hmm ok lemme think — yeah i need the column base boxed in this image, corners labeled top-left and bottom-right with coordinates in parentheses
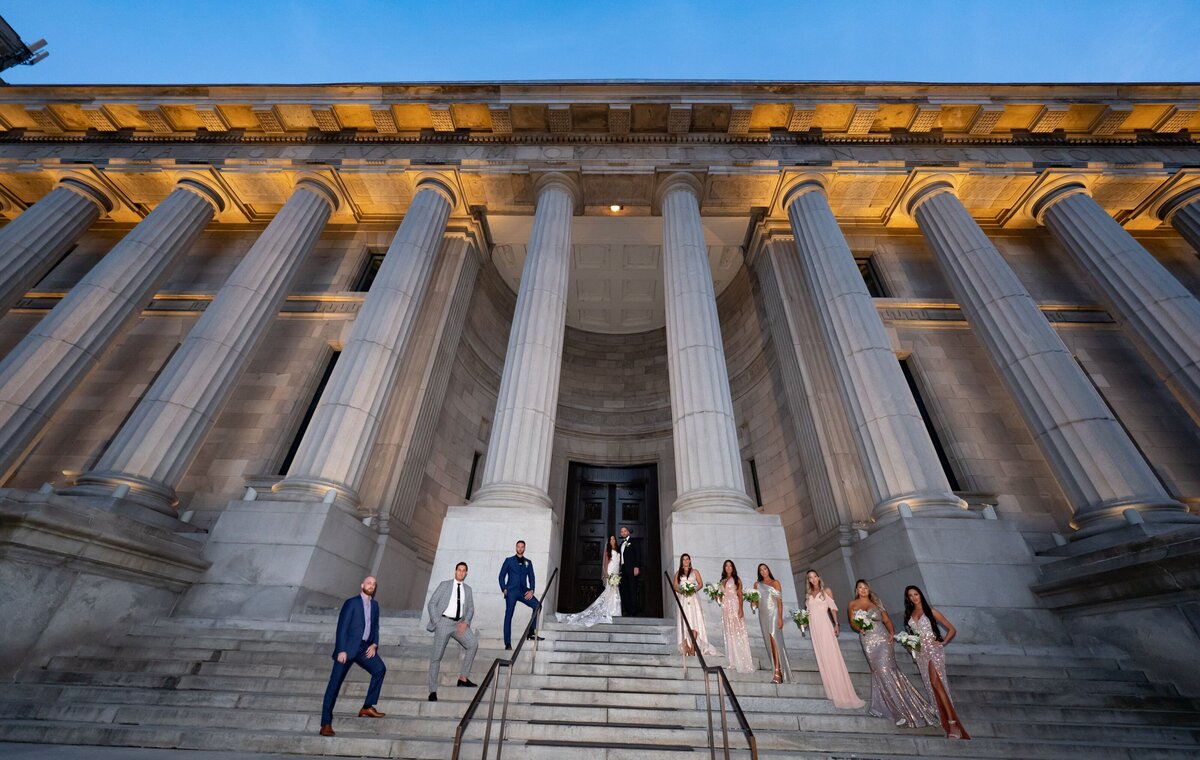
top-left (60, 470), bottom-right (181, 525)
top-left (467, 482), bottom-right (554, 510)
top-left (423, 505), bottom-right (560, 639)
top-left (664, 508), bottom-right (800, 618)
top-left (671, 487), bottom-right (757, 514)
top-left (852, 513), bottom-right (1068, 645)
top-left (872, 491), bottom-right (970, 523)
top-left (1068, 499), bottom-right (1199, 542)
top-left (0, 488), bottom-right (209, 675)
top-left (1033, 525), bottom-right (1200, 696)
top-left (177, 495), bottom-right (377, 619)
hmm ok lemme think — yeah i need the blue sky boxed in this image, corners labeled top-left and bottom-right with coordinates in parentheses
top-left (4, 1), bottom-right (1200, 85)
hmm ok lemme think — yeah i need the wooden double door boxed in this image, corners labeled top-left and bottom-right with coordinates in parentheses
top-left (560, 462), bottom-right (662, 617)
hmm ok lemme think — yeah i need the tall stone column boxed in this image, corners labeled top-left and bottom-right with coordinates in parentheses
top-left (660, 173), bottom-right (755, 514)
top-left (0, 178), bottom-right (114, 317)
top-left (0, 179), bottom-right (221, 483)
top-left (784, 181), bottom-right (965, 521)
top-left (656, 173), bottom-right (798, 617)
top-left (471, 174), bottom-right (579, 509)
top-left (911, 183), bottom-right (1187, 536)
top-left (1036, 185), bottom-right (1200, 425)
top-left (1161, 187), bottom-right (1200, 255)
top-left (273, 177), bottom-right (454, 505)
top-left (67, 178), bottom-right (339, 515)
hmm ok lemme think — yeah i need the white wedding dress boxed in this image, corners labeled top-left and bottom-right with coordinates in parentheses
top-left (556, 552), bottom-right (622, 626)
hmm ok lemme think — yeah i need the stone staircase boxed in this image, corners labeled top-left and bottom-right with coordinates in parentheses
top-left (1, 613), bottom-right (1198, 759)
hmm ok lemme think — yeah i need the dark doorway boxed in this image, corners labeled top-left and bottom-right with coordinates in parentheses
top-left (560, 462), bottom-right (662, 617)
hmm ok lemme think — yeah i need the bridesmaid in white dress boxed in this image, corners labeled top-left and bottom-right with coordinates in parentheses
top-left (556, 536), bottom-right (622, 627)
top-left (674, 553), bottom-right (719, 658)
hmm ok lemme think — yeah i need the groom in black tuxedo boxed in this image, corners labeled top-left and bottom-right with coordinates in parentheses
top-left (618, 526), bottom-right (640, 616)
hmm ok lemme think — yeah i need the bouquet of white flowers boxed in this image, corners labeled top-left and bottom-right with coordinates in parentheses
top-left (701, 582), bottom-right (724, 603)
top-left (895, 630), bottom-right (921, 661)
top-left (790, 608), bottom-right (809, 637)
top-left (678, 579), bottom-right (698, 597)
top-left (852, 609), bottom-right (874, 632)
top-left (607, 573), bottom-right (621, 588)
top-left (743, 589), bottom-right (761, 613)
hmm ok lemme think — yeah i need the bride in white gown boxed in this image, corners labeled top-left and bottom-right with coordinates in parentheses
top-left (557, 535), bottom-right (622, 626)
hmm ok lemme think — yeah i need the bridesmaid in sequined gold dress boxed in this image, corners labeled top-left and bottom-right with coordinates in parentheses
top-left (847, 579), bottom-right (937, 728)
top-left (718, 560), bottom-right (754, 673)
top-left (904, 585), bottom-right (970, 740)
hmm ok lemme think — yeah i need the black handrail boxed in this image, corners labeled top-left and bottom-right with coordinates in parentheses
top-left (665, 570), bottom-right (758, 760)
top-left (451, 567), bottom-right (558, 760)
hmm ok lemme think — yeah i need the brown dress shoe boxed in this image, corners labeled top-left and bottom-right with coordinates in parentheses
top-left (319, 724), bottom-right (334, 737)
top-left (358, 706), bottom-right (386, 718)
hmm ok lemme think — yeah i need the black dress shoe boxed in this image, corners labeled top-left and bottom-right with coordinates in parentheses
top-left (504, 644), bottom-right (512, 650)
top-left (457, 678), bottom-right (478, 688)
top-left (428, 692), bottom-right (438, 702)
top-left (527, 634), bottom-right (545, 641)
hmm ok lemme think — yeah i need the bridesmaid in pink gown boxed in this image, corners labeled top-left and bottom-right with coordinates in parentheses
top-left (718, 560), bottom-right (754, 673)
top-left (804, 569), bottom-right (865, 709)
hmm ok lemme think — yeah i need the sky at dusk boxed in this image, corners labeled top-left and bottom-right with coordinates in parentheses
top-left (3, 1), bottom-right (1200, 85)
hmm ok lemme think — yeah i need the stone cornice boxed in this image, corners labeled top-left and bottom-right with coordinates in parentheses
top-left (0, 82), bottom-right (1197, 143)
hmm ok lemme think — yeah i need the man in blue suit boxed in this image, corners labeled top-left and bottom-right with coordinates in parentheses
top-left (498, 540), bottom-right (542, 650)
top-left (318, 575), bottom-right (386, 737)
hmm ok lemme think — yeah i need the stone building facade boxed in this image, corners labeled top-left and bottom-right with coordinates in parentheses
top-left (1, 82), bottom-right (1199, 689)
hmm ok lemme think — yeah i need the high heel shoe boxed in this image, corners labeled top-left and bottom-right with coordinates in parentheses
top-left (770, 670), bottom-right (783, 684)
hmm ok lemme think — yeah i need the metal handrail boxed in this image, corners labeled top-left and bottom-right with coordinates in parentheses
top-left (451, 567), bottom-right (559, 760)
top-left (665, 570), bottom-right (758, 760)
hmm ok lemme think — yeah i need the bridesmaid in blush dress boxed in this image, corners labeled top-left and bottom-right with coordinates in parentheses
top-left (904, 585), bottom-right (969, 740)
top-left (753, 563), bottom-right (793, 683)
top-left (804, 569), bottom-right (864, 709)
top-left (674, 553), bottom-right (719, 659)
top-left (848, 579), bottom-right (937, 728)
top-left (718, 560), bottom-right (754, 673)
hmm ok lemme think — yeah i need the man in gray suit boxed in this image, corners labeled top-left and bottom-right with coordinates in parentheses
top-left (426, 560), bottom-right (478, 701)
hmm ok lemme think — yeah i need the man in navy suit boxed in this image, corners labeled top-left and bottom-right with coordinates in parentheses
top-left (498, 540), bottom-right (542, 650)
top-left (318, 575), bottom-right (387, 737)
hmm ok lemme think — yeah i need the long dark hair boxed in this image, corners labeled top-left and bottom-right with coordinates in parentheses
top-left (903, 585), bottom-right (943, 642)
top-left (675, 553), bottom-right (693, 583)
top-left (604, 535), bottom-right (617, 562)
top-left (756, 563), bottom-right (775, 582)
top-left (720, 559), bottom-right (741, 590)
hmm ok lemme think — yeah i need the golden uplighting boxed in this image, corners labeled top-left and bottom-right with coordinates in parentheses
top-left (609, 204), bottom-right (622, 212)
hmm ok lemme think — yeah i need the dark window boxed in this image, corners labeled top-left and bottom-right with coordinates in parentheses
top-left (748, 458), bottom-right (764, 507)
top-left (353, 250), bottom-right (386, 292)
top-left (1074, 358), bottom-right (1172, 494)
top-left (278, 350), bottom-right (340, 476)
top-left (899, 358), bottom-right (961, 491)
top-left (32, 244), bottom-right (78, 289)
top-left (465, 451), bottom-right (482, 500)
top-left (856, 257), bottom-right (887, 298)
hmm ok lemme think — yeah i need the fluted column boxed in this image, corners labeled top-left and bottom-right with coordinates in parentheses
top-left (784, 181), bottom-right (965, 521)
top-left (68, 179), bottom-right (339, 514)
top-left (273, 177), bottom-right (454, 505)
top-left (911, 183), bottom-right (1187, 535)
top-left (471, 173), bottom-right (578, 509)
top-left (1037, 185), bottom-right (1200, 425)
top-left (0, 180), bottom-right (222, 482)
top-left (0, 178), bottom-right (114, 317)
top-left (1161, 187), bottom-right (1200, 256)
top-left (657, 174), bottom-right (754, 513)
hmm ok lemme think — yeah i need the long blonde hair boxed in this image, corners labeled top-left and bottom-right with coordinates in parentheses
top-left (804, 568), bottom-right (827, 598)
top-left (854, 578), bottom-right (885, 611)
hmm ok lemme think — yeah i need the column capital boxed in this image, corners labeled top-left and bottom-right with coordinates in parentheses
top-left (654, 172), bottom-right (703, 208)
top-left (293, 173), bottom-right (342, 212)
top-left (174, 176), bottom-right (227, 213)
top-left (533, 171), bottom-right (582, 211)
top-left (1158, 185), bottom-right (1200, 223)
top-left (903, 178), bottom-right (958, 216)
top-left (779, 176), bottom-right (829, 211)
top-left (1030, 180), bottom-right (1090, 224)
top-left (57, 175), bottom-right (117, 215)
top-left (413, 172), bottom-right (458, 207)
